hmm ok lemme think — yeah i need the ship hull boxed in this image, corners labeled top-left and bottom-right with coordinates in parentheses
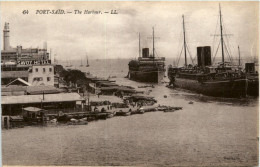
top-left (247, 79), bottom-right (259, 96)
top-left (129, 70), bottom-right (164, 83)
top-left (173, 77), bottom-right (248, 98)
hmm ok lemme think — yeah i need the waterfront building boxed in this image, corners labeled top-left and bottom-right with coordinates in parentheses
top-left (1, 22), bottom-right (61, 87)
top-left (1, 93), bottom-right (85, 115)
top-left (28, 65), bottom-right (54, 86)
top-left (1, 71), bottom-right (29, 85)
top-left (1, 23), bottom-right (49, 67)
top-left (2, 77), bottom-right (63, 96)
top-left (1, 64), bottom-right (55, 86)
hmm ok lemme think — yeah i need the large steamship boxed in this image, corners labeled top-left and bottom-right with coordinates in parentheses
top-left (128, 28), bottom-right (165, 83)
top-left (167, 6), bottom-right (248, 98)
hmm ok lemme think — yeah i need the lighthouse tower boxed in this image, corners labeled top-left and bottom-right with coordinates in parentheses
top-left (3, 22), bottom-right (10, 50)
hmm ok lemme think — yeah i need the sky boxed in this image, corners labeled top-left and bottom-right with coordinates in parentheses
top-left (0, 1), bottom-right (259, 64)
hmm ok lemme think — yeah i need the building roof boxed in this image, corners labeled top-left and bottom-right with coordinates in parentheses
top-left (2, 93), bottom-right (84, 105)
top-left (2, 86), bottom-right (27, 92)
top-left (6, 78), bottom-right (31, 87)
top-left (2, 85), bottom-right (61, 95)
top-left (1, 71), bottom-right (29, 78)
top-left (23, 107), bottom-right (44, 112)
top-left (100, 86), bottom-right (136, 92)
top-left (90, 95), bottom-right (123, 103)
top-left (1, 49), bottom-right (17, 53)
top-left (26, 85), bottom-right (61, 95)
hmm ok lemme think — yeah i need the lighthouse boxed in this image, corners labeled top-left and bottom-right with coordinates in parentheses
top-left (3, 22), bottom-right (10, 50)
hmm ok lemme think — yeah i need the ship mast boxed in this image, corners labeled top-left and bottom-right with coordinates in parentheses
top-left (139, 33), bottom-right (141, 58)
top-left (219, 4), bottom-right (225, 66)
top-left (238, 45), bottom-right (241, 66)
top-left (152, 27), bottom-right (155, 58)
top-left (182, 15), bottom-right (187, 67)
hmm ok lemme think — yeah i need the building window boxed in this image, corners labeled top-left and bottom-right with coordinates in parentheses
top-left (35, 68), bottom-right (38, 72)
top-left (49, 68), bottom-right (52, 72)
top-left (47, 77), bottom-right (51, 81)
top-left (33, 77), bottom-right (43, 81)
top-left (43, 68), bottom-right (45, 73)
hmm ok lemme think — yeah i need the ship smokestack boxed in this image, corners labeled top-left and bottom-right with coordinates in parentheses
top-left (197, 46), bottom-right (211, 67)
top-left (3, 22), bottom-right (10, 50)
top-left (142, 48), bottom-right (149, 58)
top-left (245, 63), bottom-right (255, 73)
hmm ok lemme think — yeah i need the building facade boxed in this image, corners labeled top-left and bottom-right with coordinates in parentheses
top-left (1, 22), bottom-right (50, 68)
top-left (28, 65), bottom-right (54, 86)
top-left (1, 22), bottom-right (59, 87)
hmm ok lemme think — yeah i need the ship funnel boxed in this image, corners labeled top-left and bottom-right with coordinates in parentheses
top-left (245, 63), bottom-right (255, 73)
top-left (197, 46), bottom-right (211, 67)
top-left (142, 48), bottom-right (149, 58)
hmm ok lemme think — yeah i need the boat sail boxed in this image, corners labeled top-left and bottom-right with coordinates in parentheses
top-left (69, 61), bottom-right (73, 67)
top-left (66, 60), bottom-right (69, 67)
top-left (167, 5), bottom-right (248, 98)
top-left (86, 54), bottom-right (90, 67)
top-left (66, 60), bottom-right (73, 67)
top-left (80, 58), bottom-right (83, 67)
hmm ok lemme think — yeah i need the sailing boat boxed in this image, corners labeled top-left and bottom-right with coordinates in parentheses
top-left (66, 60), bottom-right (69, 67)
top-left (86, 54), bottom-right (90, 67)
top-left (69, 61), bottom-right (73, 67)
top-left (167, 5), bottom-right (248, 98)
top-left (80, 58), bottom-right (83, 67)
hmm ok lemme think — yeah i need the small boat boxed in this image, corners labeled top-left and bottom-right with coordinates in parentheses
top-left (138, 85), bottom-right (155, 88)
top-left (49, 118), bottom-right (58, 124)
top-left (171, 107), bottom-right (182, 110)
top-left (89, 112), bottom-right (108, 120)
top-left (139, 106), bottom-right (158, 112)
top-left (131, 109), bottom-right (145, 115)
top-left (115, 110), bottom-right (131, 116)
top-left (80, 58), bottom-right (83, 67)
top-left (163, 106), bottom-right (183, 112)
top-left (106, 111), bottom-right (116, 118)
top-left (164, 109), bottom-right (177, 112)
top-left (158, 106), bottom-right (183, 112)
top-left (157, 105), bottom-right (169, 111)
top-left (67, 118), bottom-right (88, 125)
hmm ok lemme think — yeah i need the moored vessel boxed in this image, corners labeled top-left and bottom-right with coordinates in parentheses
top-left (167, 6), bottom-right (248, 98)
top-left (128, 29), bottom-right (165, 83)
top-left (245, 62), bottom-right (259, 96)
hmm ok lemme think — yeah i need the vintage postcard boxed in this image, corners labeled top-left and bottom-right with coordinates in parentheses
top-left (1, 1), bottom-right (259, 166)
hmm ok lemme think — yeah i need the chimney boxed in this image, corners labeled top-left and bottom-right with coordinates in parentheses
top-left (43, 41), bottom-right (47, 50)
top-left (3, 22), bottom-right (10, 50)
top-left (17, 46), bottom-right (22, 56)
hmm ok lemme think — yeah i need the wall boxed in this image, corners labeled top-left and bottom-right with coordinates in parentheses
top-left (28, 65), bottom-right (54, 86)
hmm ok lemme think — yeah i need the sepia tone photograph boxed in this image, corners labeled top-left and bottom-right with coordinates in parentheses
top-left (0, 1), bottom-right (259, 166)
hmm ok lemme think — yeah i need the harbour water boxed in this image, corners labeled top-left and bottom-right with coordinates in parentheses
top-left (2, 59), bottom-right (259, 166)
